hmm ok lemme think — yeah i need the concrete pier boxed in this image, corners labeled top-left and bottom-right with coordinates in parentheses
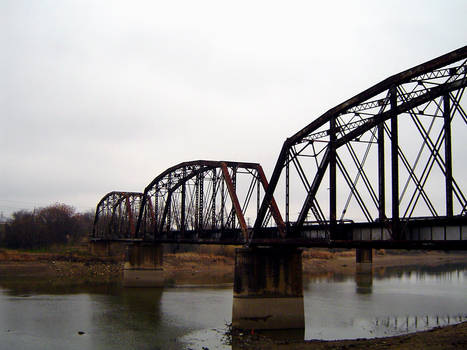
top-left (89, 240), bottom-right (110, 256)
top-left (123, 244), bottom-right (164, 287)
top-left (232, 247), bottom-right (304, 330)
top-left (89, 240), bottom-right (126, 258)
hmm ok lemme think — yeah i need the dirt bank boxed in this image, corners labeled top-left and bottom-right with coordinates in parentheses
top-left (302, 250), bottom-right (467, 278)
top-left (232, 321), bottom-right (467, 350)
top-left (1, 248), bottom-right (467, 283)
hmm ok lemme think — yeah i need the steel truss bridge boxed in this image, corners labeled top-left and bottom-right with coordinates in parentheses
top-left (92, 46), bottom-right (467, 250)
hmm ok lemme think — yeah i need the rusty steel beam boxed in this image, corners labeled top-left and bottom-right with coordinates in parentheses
top-left (135, 160), bottom-right (273, 241)
top-left (255, 164), bottom-right (286, 237)
top-left (220, 162), bottom-right (249, 240)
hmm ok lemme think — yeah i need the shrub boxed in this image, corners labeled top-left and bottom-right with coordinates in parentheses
top-left (3, 204), bottom-right (93, 249)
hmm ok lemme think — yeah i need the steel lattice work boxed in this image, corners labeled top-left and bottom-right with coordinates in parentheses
top-left (135, 160), bottom-right (284, 242)
top-left (254, 45), bottom-right (467, 243)
top-left (92, 191), bottom-right (143, 239)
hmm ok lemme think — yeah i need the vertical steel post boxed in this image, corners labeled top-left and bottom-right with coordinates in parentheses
top-left (444, 94), bottom-right (453, 217)
top-left (329, 117), bottom-right (337, 236)
top-left (195, 174), bottom-right (199, 231)
top-left (221, 173), bottom-right (225, 229)
top-left (390, 86), bottom-right (399, 239)
top-left (212, 169), bottom-right (217, 229)
top-left (154, 185), bottom-right (159, 235)
top-left (257, 173), bottom-right (260, 217)
top-left (181, 169), bottom-right (186, 233)
top-left (378, 120), bottom-right (385, 220)
top-left (199, 173), bottom-right (204, 230)
top-left (114, 201), bottom-right (120, 235)
top-left (286, 152), bottom-right (290, 225)
top-left (232, 167), bottom-right (237, 229)
top-left (166, 175), bottom-right (172, 232)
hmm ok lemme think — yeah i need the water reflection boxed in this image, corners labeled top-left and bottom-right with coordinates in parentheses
top-left (373, 262), bottom-right (467, 280)
top-left (355, 264), bottom-right (373, 294)
top-left (98, 287), bottom-right (163, 324)
top-left (304, 261), bottom-right (467, 340)
top-left (0, 277), bottom-right (120, 296)
top-left (86, 287), bottom-right (187, 350)
top-left (304, 262), bottom-right (467, 291)
top-left (0, 261), bottom-right (466, 349)
top-left (373, 314), bottom-right (467, 334)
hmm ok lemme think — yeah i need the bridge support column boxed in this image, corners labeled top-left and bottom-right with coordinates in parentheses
top-left (355, 248), bottom-right (373, 293)
top-left (123, 244), bottom-right (164, 287)
top-left (89, 241), bottom-right (110, 256)
top-left (89, 241), bottom-right (127, 258)
top-left (232, 247), bottom-right (304, 330)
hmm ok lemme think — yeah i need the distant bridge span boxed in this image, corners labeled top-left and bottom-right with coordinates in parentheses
top-left (92, 191), bottom-right (143, 239)
top-left (92, 45), bottom-right (467, 250)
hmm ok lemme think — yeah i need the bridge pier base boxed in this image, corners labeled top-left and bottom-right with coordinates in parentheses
top-left (123, 244), bottom-right (164, 287)
top-left (89, 241), bottom-right (127, 258)
top-left (89, 241), bottom-right (110, 256)
top-left (232, 247), bottom-right (304, 330)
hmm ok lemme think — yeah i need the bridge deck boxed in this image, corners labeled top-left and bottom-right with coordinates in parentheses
top-left (91, 216), bottom-right (467, 250)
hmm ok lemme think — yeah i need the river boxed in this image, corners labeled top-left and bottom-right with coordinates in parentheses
top-left (0, 262), bottom-right (466, 350)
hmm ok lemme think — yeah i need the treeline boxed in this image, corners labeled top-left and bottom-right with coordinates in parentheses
top-left (1, 204), bottom-right (94, 249)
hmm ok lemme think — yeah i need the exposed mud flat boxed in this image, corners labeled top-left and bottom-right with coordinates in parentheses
top-left (230, 321), bottom-right (467, 350)
top-left (1, 248), bottom-right (467, 284)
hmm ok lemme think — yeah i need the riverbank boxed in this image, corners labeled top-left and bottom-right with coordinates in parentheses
top-left (232, 321), bottom-right (467, 349)
top-left (1, 247), bottom-right (467, 283)
top-left (302, 249), bottom-right (467, 278)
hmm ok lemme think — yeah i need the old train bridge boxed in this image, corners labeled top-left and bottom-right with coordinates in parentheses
top-left (90, 46), bottom-right (467, 330)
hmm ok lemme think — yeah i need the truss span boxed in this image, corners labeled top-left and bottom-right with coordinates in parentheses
top-left (254, 45), bottom-right (467, 242)
top-left (92, 191), bottom-right (143, 239)
top-left (135, 160), bottom-right (284, 242)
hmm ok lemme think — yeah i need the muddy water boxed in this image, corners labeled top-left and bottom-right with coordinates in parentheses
top-left (0, 263), bottom-right (466, 350)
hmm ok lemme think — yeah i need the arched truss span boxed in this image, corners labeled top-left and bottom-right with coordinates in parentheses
top-left (254, 45), bottom-right (467, 241)
top-left (92, 191), bottom-right (143, 239)
top-left (135, 160), bottom-right (284, 241)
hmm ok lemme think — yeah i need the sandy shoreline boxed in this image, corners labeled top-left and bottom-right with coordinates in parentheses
top-left (0, 249), bottom-right (466, 284)
top-left (0, 249), bottom-right (466, 278)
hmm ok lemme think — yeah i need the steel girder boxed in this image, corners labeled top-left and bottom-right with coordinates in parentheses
top-left (135, 160), bottom-right (284, 241)
top-left (92, 191), bottom-right (143, 239)
top-left (254, 45), bottom-right (467, 241)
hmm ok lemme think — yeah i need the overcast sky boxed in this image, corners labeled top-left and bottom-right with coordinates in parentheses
top-left (1, 0), bottom-right (466, 217)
